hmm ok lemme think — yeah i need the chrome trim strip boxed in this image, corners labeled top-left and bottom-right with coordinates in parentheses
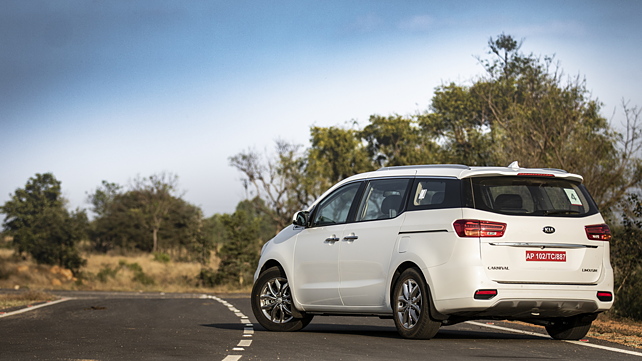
top-left (488, 242), bottom-right (598, 249)
top-left (399, 229), bottom-right (449, 235)
top-left (495, 281), bottom-right (598, 286)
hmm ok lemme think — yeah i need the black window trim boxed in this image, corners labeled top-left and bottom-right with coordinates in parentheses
top-left (351, 176), bottom-right (414, 223)
top-left (308, 181), bottom-right (365, 228)
top-left (406, 176), bottom-right (463, 212)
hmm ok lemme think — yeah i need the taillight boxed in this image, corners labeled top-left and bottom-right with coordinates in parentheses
top-left (585, 224), bottom-right (611, 241)
top-left (453, 220), bottom-right (506, 237)
top-left (597, 291), bottom-right (613, 302)
top-left (474, 289), bottom-right (497, 300)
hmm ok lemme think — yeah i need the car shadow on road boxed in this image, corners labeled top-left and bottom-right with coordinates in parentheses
top-left (435, 329), bottom-right (549, 340)
top-left (298, 326), bottom-right (547, 341)
top-left (200, 322), bottom-right (549, 341)
top-left (301, 323), bottom-right (401, 339)
top-left (201, 323), bottom-right (246, 330)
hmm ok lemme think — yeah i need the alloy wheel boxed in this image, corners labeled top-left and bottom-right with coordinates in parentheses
top-left (260, 277), bottom-right (294, 324)
top-left (396, 278), bottom-right (422, 329)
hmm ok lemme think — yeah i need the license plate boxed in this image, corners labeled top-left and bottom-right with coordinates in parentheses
top-left (526, 250), bottom-right (566, 262)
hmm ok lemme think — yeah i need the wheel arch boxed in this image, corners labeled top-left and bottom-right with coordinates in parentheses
top-left (256, 258), bottom-right (306, 316)
top-left (390, 261), bottom-right (448, 321)
top-left (259, 259), bottom-right (285, 275)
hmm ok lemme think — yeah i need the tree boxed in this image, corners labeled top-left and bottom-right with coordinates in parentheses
top-left (87, 173), bottom-right (210, 260)
top-left (610, 193), bottom-right (642, 319)
top-left (87, 180), bottom-right (122, 217)
top-left (306, 125), bottom-right (372, 196)
top-left (214, 208), bottom-right (262, 286)
top-left (230, 140), bottom-right (309, 231)
top-left (163, 197), bottom-right (213, 263)
top-left (361, 115), bottom-right (439, 167)
top-left (131, 172), bottom-right (180, 253)
top-left (419, 84), bottom-right (495, 165)
top-left (234, 197), bottom-right (279, 243)
top-left (89, 189), bottom-right (149, 253)
top-left (0, 173), bottom-right (86, 273)
top-left (421, 33), bottom-right (642, 211)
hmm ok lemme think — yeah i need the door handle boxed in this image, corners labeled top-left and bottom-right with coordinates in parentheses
top-left (325, 235), bottom-right (340, 243)
top-left (343, 233), bottom-right (358, 242)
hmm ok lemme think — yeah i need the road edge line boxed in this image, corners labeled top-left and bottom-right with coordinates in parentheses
top-left (202, 294), bottom-right (253, 361)
top-left (0, 297), bottom-right (71, 319)
top-left (466, 321), bottom-right (642, 357)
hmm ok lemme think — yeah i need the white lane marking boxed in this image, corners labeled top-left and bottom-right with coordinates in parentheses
top-left (222, 356), bottom-right (242, 361)
top-left (467, 321), bottom-right (642, 357)
top-left (565, 341), bottom-right (642, 357)
top-left (0, 298), bottom-right (71, 318)
top-left (203, 295), bottom-right (254, 361)
top-left (237, 340), bottom-right (252, 347)
top-left (467, 321), bottom-right (550, 338)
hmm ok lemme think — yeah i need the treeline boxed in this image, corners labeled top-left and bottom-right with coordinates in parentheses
top-left (0, 170), bottom-right (278, 287)
top-left (1, 34), bottom-right (642, 320)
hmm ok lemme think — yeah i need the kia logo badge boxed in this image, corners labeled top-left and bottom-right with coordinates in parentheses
top-left (543, 226), bottom-right (555, 234)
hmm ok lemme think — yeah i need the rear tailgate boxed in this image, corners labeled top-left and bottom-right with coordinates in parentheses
top-left (474, 213), bottom-right (607, 284)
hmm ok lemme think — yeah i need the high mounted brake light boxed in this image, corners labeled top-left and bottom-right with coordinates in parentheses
top-left (453, 220), bottom-right (506, 237)
top-left (585, 224), bottom-right (611, 241)
top-left (517, 173), bottom-right (555, 177)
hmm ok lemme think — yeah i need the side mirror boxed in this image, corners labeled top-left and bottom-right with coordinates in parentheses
top-left (292, 211), bottom-right (309, 227)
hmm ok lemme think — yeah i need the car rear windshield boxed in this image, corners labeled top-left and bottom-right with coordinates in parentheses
top-left (468, 176), bottom-right (599, 217)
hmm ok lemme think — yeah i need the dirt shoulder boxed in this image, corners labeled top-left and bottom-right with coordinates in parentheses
top-left (590, 315), bottom-right (642, 349)
top-left (0, 290), bottom-right (57, 311)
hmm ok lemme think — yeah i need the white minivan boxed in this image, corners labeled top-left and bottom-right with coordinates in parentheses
top-left (251, 163), bottom-right (613, 340)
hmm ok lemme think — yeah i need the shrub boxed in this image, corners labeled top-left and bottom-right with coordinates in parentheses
top-left (96, 264), bottom-right (119, 283)
top-left (197, 267), bottom-right (217, 287)
top-left (153, 252), bottom-right (171, 264)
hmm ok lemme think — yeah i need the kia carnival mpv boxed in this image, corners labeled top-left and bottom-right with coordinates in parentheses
top-left (251, 163), bottom-right (613, 340)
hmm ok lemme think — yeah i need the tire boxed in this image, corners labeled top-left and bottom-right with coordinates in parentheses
top-left (545, 315), bottom-right (593, 340)
top-left (251, 266), bottom-right (313, 332)
top-left (392, 268), bottom-right (441, 339)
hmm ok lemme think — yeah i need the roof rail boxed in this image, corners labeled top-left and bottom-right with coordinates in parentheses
top-left (377, 164), bottom-right (470, 171)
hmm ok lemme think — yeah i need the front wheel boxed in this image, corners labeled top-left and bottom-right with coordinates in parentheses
top-left (545, 315), bottom-right (593, 340)
top-left (251, 266), bottom-right (313, 332)
top-left (392, 268), bottom-right (441, 339)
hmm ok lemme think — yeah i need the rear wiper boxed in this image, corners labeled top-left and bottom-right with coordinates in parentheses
top-left (543, 210), bottom-right (581, 215)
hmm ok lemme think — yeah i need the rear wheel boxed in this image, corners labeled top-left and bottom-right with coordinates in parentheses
top-left (251, 266), bottom-right (313, 332)
top-left (545, 315), bottom-right (593, 340)
top-left (392, 268), bottom-right (441, 339)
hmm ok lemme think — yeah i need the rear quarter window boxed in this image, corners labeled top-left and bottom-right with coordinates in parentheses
top-left (406, 178), bottom-right (462, 211)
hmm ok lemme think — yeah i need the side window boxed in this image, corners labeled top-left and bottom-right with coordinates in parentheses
top-left (356, 178), bottom-right (411, 221)
top-left (407, 178), bottom-right (462, 210)
top-left (311, 182), bottom-right (361, 227)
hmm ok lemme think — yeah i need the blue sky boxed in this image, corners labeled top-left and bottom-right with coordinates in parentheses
top-left (1, 0), bottom-right (641, 217)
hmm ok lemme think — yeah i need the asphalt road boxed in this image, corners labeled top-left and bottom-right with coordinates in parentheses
top-left (1, 290), bottom-right (641, 361)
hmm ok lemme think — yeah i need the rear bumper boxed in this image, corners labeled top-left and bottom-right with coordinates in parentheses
top-left (434, 286), bottom-right (613, 319)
